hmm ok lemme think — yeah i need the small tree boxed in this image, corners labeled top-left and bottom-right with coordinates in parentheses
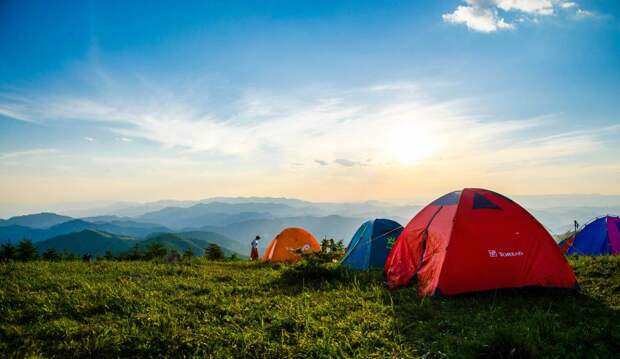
top-left (205, 243), bottom-right (224, 260)
top-left (63, 251), bottom-right (77, 261)
top-left (183, 247), bottom-right (194, 261)
top-left (42, 248), bottom-right (61, 261)
top-left (128, 244), bottom-right (142, 261)
top-left (103, 250), bottom-right (114, 261)
top-left (0, 242), bottom-right (16, 261)
top-left (17, 239), bottom-right (37, 261)
top-left (144, 243), bottom-right (167, 260)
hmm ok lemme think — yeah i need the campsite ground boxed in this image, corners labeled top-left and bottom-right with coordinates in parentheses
top-left (1, 257), bottom-right (619, 358)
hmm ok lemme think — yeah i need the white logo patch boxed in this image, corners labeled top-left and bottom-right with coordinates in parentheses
top-left (488, 249), bottom-right (524, 258)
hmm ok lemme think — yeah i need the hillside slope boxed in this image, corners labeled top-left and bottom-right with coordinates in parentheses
top-left (0, 257), bottom-right (618, 357)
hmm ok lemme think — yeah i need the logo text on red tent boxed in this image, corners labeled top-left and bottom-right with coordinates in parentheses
top-left (488, 250), bottom-right (524, 258)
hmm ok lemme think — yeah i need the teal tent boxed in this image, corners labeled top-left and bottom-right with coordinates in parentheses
top-left (341, 218), bottom-right (403, 269)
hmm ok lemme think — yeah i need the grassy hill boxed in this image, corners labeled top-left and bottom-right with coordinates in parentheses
top-left (0, 256), bottom-right (618, 358)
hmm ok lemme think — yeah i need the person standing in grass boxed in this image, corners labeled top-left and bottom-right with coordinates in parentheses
top-left (250, 235), bottom-right (260, 261)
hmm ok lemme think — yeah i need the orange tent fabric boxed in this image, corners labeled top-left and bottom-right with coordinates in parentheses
top-left (262, 227), bottom-right (320, 263)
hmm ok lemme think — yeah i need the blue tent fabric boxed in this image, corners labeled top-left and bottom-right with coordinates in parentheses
top-left (566, 217), bottom-right (611, 255)
top-left (341, 219), bottom-right (403, 269)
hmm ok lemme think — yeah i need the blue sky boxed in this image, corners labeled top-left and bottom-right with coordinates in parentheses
top-left (0, 0), bottom-right (619, 205)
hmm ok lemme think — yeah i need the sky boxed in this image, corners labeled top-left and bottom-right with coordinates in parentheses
top-left (0, 0), bottom-right (619, 207)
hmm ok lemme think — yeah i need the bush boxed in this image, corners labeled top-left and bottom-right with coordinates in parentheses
top-left (279, 239), bottom-right (349, 286)
top-left (17, 240), bottom-right (37, 261)
top-left (293, 238), bottom-right (345, 265)
top-left (42, 248), bottom-right (61, 261)
top-left (205, 244), bottom-right (224, 260)
top-left (128, 244), bottom-right (142, 261)
top-left (144, 243), bottom-right (167, 260)
top-left (0, 242), bottom-right (16, 261)
top-left (103, 250), bottom-right (115, 261)
top-left (183, 248), bottom-right (194, 261)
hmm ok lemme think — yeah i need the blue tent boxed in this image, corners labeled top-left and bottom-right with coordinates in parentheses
top-left (341, 218), bottom-right (403, 269)
top-left (566, 216), bottom-right (620, 255)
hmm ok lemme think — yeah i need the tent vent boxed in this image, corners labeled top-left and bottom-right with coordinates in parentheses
top-left (472, 192), bottom-right (501, 210)
top-left (431, 191), bottom-right (461, 206)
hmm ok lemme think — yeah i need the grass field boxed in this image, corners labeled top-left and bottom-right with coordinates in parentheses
top-left (1, 257), bottom-right (619, 358)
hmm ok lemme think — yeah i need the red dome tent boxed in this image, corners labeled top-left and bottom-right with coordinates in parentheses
top-left (385, 188), bottom-right (577, 296)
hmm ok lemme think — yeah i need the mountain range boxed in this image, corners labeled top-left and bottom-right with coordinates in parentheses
top-left (2, 196), bottom-right (619, 257)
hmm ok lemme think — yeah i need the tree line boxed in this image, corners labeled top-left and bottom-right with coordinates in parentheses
top-left (0, 240), bottom-right (235, 262)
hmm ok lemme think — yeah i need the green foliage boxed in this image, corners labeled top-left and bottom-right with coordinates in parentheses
top-left (182, 247), bottom-right (194, 261)
top-left (16, 239), bottom-right (37, 261)
top-left (42, 248), bottom-right (61, 261)
top-left (103, 250), bottom-right (115, 261)
top-left (144, 243), bottom-right (167, 260)
top-left (128, 244), bottom-right (142, 261)
top-left (294, 238), bottom-right (345, 265)
top-left (0, 257), bottom-right (618, 358)
top-left (205, 243), bottom-right (224, 260)
top-left (0, 242), bottom-right (16, 261)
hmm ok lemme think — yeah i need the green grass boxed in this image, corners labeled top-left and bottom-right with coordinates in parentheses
top-left (0, 257), bottom-right (619, 358)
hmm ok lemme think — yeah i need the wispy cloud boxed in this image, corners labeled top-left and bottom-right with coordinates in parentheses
top-left (0, 71), bottom-right (616, 179)
top-left (0, 148), bottom-right (58, 160)
top-left (315, 159), bottom-right (328, 166)
top-left (83, 136), bottom-right (95, 142)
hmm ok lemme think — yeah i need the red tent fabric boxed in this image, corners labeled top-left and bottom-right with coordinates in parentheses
top-left (385, 188), bottom-right (577, 296)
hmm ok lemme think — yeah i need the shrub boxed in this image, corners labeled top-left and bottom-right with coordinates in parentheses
top-left (128, 244), bottom-right (142, 261)
top-left (144, 243), bottom-right (167, 260)
top-left (205, 244), bottom-right (224, 260)
top-left (280, 239), bottom-right (349, 286)
top-left (42, 248), bottom-right (61, 261)
top-left (17, 239), bottom-right (37, 261)
top-left (183, 247), bottom-right (194, 261)
top-left (0, 242), bottom-right (16, 261)
top-left (103, 250), bottom-right (115, 261)
top-left (293, 238), bottom-right (345, 265)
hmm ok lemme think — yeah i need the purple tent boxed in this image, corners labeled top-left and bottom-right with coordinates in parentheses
top-left (566, 216), bottom-right (620, 255)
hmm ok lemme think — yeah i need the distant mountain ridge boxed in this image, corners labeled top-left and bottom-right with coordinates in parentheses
top-left (36, 230), bottom-right (137, 256)
top-left (35, 230), bottom-right (245, 257)
top-left (0, 213), bottom-right (72, 229)
top-left (0, 218), bottom-right (173, 244)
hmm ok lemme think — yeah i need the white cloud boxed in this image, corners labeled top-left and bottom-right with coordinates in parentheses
top-left (493, 0), bottom-right (555, 15)
top-left (83, 136), bottom-right (95, 142)
top-left (118, 137), bottom-right (133, 142)
top-left (575, 8), bottom-right (595, 18)
top-left (444, 1), bottom-right (596, 32)
top-left (443, 5), bottom-right (514, 33)
top-left (561, 2), bottom-right (577, 9)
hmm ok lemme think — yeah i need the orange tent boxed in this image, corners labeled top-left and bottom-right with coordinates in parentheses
top-left (262, 227), bottom-right (320, 263)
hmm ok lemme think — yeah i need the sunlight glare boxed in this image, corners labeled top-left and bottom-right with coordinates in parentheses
top-left (385, 125), bottom-right (436, 165)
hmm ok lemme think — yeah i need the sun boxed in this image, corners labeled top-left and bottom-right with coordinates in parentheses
top-left (385, 125), bottom-right (436, 165)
